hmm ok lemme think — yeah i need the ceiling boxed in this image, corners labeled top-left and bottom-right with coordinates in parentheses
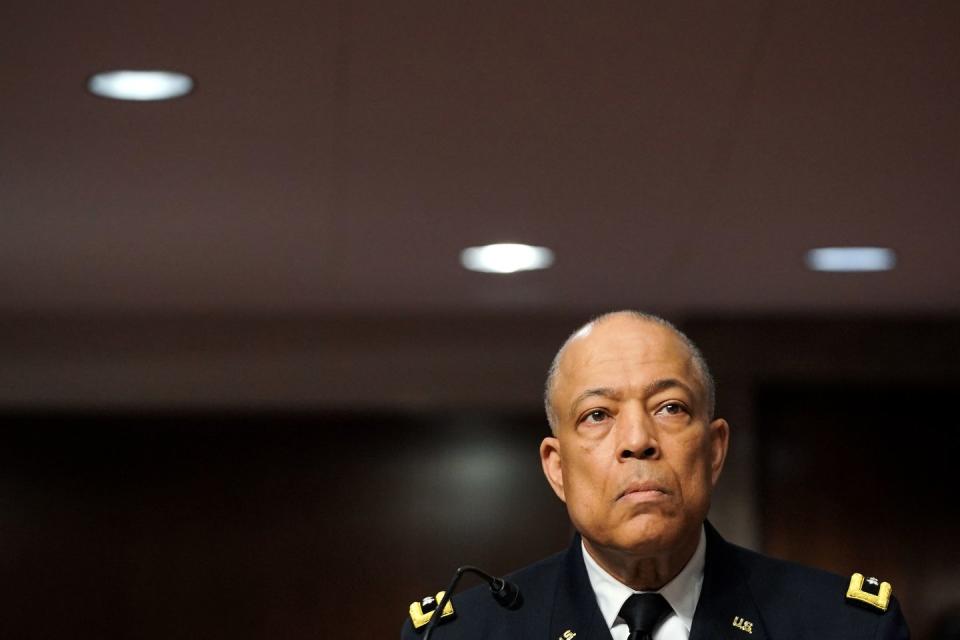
top-left (3, 1), bottom-right (959, 317)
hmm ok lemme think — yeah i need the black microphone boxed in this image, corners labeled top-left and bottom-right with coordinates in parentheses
top-left (421, 565), bottom-right (522, 639)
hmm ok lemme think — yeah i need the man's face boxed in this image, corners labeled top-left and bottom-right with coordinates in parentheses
top-left (540, 316), bottom-right (728, 559)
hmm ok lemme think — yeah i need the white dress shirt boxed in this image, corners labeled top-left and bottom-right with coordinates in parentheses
top-left (581, 526), bottom-right (706, 640)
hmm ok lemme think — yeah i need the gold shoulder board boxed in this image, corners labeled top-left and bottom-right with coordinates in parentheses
top-left (408, 591), bottom-right (455, 630)
top-left (845, 572), bottom-right (892, 612)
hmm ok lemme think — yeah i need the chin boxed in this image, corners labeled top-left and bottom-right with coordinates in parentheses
top-left (608, 514), bottom-right (692, 556)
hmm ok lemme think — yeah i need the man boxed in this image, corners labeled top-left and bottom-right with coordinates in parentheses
top-left (402, 311), bottom-right (909, 639)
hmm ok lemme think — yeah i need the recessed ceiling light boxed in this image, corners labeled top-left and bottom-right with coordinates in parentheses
top-left (805, 247), bottom-right (896, 272)
top-left (460, 243), bottom-right (555, 274)
top-left (87, 70), bottom-right (194, 101)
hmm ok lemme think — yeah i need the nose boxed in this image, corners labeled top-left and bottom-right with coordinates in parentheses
top-left (617, 405), bottom-right (659, 461)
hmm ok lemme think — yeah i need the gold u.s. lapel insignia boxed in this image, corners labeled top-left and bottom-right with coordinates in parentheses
top-left (558, 630), bottom-right (577, 640)
top-left (408, 591), bottom-right (455, 629)
top-left (846, 572), bottom-right (892, 612)
top-left (732, 616), bottom-right (754, 634)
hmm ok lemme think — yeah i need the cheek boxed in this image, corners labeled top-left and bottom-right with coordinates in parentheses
top-left (562, 447), bottom-right (611, 504)
top-left (666, 439), bottom-right (713, 496)
top-left (681, 463), bottom-right (715, 510)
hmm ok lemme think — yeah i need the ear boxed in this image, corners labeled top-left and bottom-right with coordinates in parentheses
top-left (540, 436), bottom-right (566, 503)
top-left (707, 418), bottom-right (730, 486)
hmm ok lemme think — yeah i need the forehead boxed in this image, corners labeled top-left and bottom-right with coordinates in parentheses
top-left (554, 318), bottom-right (699, 402)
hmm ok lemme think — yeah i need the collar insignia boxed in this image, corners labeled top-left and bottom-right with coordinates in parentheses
top-left (408, 591), bottom-right (455, 630)
top-left (732, 615), bottom-right (754, 634)
top-left (846, 572), bottom-right (892, 612)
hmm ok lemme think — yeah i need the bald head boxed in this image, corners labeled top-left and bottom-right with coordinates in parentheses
top-left (544, 311), bottom-right (715, 432)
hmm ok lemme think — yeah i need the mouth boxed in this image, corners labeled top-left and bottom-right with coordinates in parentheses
top-left (617, 480), bottom-right (669, 502)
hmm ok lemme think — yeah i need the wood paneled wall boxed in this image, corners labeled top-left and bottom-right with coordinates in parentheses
top-left (0, 411), bottom-right (570, 639)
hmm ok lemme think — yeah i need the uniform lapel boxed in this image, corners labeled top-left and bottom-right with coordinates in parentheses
top-left (547, 534), bottom-right (613, 640)
top-left (689, 523), bottom-right (768, 640)
top-left (546, 525), bottom-right (770, 640)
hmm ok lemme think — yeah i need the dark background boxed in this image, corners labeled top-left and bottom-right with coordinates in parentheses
top-left (2, 315), bottom-right (957, 639)
top-left (3, 2), bottom-right (960, 638)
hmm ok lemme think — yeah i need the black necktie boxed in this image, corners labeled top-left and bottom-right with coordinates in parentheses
top-left (618, 593), bottom-right (672, 640)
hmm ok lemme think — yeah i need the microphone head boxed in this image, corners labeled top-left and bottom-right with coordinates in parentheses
top-left (490, 578), bottom-right (523, 610)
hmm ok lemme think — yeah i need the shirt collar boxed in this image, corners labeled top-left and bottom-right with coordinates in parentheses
top-left (581, 525), bottom-right (706, 633)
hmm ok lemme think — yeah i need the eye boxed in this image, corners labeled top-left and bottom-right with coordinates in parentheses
top-left (580, 409), bottom-right (610, 425)
top-left (657, 402), bottom-right (689, 417)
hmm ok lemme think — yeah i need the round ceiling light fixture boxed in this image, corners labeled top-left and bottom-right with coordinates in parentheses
top-left (460, 243), bottom-right (555, 274)
top-left (804, 246), bottom-right (896, 272)
top-left (87, 70), bottom-right (195, 101)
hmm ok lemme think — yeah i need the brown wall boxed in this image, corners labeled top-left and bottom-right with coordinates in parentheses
top-left (0, 411), bottom-right (570, 639)
top-left (757, 383), bottom-right (960, 640)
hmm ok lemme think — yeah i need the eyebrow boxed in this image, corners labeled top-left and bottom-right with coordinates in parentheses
top-left (644, 378), bottom-right (696, 400)
top-left (567, 378), bottom-right (697, 418)
top-left (568, 388), bottom-right (621, 418)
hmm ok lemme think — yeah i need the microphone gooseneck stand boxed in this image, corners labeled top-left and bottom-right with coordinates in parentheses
top-left (421, 565), bottom-right (522, 640)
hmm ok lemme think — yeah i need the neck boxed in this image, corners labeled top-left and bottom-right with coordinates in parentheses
top-left (583, 529), bottom-right (700, 591)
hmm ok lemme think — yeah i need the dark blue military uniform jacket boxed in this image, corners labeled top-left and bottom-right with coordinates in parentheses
top-left (401, 522), bottom-right (909, 639)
